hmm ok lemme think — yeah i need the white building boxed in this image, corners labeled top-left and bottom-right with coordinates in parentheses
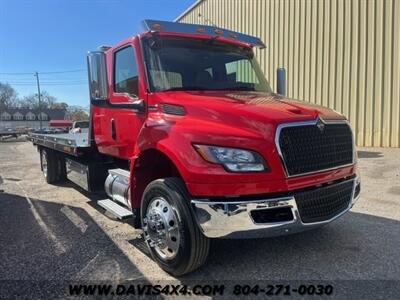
top-left (0, 108), bottom-right (66, 130)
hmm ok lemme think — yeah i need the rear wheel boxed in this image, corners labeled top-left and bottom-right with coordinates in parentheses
top-left (40, 148), bottom-right (61, 184)
top-left (141, 177), bottom-right (209, 276)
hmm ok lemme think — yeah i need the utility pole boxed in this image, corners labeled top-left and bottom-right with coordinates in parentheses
top-left (34, 72), bottom-right (42, 130)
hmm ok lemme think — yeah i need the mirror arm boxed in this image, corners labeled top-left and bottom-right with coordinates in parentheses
top-left (111, 99), bottom-right (145, 112)
top-left (91, 99), bottom-right (145, 112)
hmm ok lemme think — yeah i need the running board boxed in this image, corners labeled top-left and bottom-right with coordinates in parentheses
top-left (98, 199), bottom-right (133, 219)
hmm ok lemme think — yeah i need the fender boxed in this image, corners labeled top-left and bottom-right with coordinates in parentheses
top-left (128, 120), bottom-right (191, 208)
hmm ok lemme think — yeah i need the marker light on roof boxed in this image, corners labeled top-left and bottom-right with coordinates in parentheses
top-left (214, 28), bottom-right (223, 35)
top-left (152, 23), bottom-right (161, 30)
top-left (196, 27), bottom-right (205, 33)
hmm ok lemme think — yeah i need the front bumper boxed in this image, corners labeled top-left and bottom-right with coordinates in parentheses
top-left (191, 176), bottom-right (361, 239)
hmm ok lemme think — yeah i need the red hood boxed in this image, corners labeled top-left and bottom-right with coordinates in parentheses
top-left (151, 91), bottom-right (345, 138)
top-left (146, 90), bottom-right (351, 185)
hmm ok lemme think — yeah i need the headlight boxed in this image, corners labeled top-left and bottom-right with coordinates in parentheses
top-left (193, 144), bottom-right (268, 172)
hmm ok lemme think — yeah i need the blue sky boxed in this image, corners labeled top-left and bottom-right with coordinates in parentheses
top-left (0, 0), bottom-right (194, 106)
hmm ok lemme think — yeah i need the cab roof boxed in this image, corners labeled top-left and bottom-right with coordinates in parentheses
top-left (141, 19), bottom-right (266, 49)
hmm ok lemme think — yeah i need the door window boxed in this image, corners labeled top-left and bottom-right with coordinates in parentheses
top-left (114, 46), bottom-right (138, 97)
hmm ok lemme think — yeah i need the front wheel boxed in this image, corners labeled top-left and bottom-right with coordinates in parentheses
top-left (141, 177), bottom-right (209, 276)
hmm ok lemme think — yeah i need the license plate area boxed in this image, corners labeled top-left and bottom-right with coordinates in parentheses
top-left (250, 207), bottom-right (294, 224)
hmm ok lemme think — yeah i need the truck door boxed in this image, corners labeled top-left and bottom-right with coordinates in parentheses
top-left (94, 42), bottom-right (146, 159)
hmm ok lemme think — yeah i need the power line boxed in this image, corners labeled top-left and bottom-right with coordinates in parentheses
top-left (0, 72), bottom-right (33, 75)
top-left (4, 81), bottom-right (88, 84)
top-left (0, 69), bottom-right (86, 75)
top-left (40, 69), bottom-right (86, 74)
top-left (8, 82), bottom-right (87, 86)
top-left (1, 77), bottom-right (88, 82)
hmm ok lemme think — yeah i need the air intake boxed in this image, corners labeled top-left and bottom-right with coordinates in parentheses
top-left (161, 104), bottom-right (185, 116)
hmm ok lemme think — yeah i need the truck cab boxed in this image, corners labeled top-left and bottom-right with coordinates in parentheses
top-left (70, 120), bottom-right (89, 134)
top-left (32, 20), bottom-right (360, 276)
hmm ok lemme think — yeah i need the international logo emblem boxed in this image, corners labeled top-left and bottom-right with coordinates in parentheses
top-left (316, 117), bottom-right (325, 132)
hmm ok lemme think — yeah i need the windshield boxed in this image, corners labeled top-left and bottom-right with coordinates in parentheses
top-left (143, 36), bottom-right (272, 93)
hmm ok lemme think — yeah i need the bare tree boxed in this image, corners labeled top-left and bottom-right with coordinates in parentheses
top-left (1, 82), bottom-right (69, 114)
top-left (19, 91), bottom-right (58, 109)
top-left (50, 102), bottom-right (69, 110)
top-left (0, 82), bottom-right (18, 108)
top-left (19, 95), bottom-right (37, 109)
top-left (66, 105), bottom-right (89, 121)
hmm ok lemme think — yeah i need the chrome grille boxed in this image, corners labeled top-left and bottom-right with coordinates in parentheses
top-left (277, 120), bottom-right (353, 177)
top-left (295, 179), bottom-right (354, 223)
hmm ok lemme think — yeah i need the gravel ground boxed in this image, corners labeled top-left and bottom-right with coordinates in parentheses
top-left (0, 139), bottom-right (399, 298)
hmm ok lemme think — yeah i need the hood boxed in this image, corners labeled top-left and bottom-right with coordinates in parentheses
top-left (151, 90), bottom-right (345, 139)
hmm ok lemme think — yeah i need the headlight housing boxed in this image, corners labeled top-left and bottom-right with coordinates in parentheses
top-left (193, 144), bottom-right (268, 172)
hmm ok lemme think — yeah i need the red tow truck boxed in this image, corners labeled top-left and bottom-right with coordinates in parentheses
top-left (30, 20), bottom-right (361, 276)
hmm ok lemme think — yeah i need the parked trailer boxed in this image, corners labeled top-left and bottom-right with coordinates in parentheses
top-left (0, 132), bottom-right (19, 139)
top-left (0, 129), bottom-right (29, 140)
top-left (30, 20), bottom-right (361, 276)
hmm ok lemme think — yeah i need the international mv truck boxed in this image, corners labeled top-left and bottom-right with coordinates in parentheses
top-left (30, 20), bottom-right (361, 276)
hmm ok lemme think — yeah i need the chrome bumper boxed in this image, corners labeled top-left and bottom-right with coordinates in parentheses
top-left (191, 177), bottom-right (361, 239)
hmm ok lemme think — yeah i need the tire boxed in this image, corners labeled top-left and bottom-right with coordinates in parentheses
top-left (141, 177), bottom-right (209, 276)
top-left (40, 148), bottom-right (59, 184)
top-left (57, 155), bottom-right (67, 182)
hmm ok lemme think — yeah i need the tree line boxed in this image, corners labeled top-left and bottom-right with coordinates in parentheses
top-left (0, 82), bottom-right (88, 120)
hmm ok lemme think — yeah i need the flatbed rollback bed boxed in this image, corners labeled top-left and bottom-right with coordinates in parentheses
top-left (29, 132), bottom-right (91, 156)
top-left (30, 131), bottom-right (116, 194)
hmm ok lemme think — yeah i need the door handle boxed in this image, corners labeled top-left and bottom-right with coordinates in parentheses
top-left (111, 119), bottom-right (116, 140)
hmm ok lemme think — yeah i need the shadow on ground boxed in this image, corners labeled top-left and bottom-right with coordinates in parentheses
top-left (180, 211), bottom-right (400, 281)
top-left (1, 191), bottom-right (399, 297)
top-left (357, 150), bottom-right (384, 158)
top-left (49, 179), bottom-right (108, 201)
top-left (0, 192), bottom-right (149, 298)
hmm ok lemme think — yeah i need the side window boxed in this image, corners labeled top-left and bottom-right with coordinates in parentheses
top-left (114, 46), bottom-right (138, 96)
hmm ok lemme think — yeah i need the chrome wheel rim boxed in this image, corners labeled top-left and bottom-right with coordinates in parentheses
top-left (41, 150), bottom-right (48, 178)
top-left (143, 197), bottom-right (180, 260)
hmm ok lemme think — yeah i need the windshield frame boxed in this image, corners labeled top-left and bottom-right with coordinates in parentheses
top-left (141, 35), bottom-right (271, 93)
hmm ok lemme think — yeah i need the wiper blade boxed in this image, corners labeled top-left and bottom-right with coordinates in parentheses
top-left (161, 86), bottom-right (256, 92)
top-left (215, 86), bottom-right (255, 91)
top-left (161, 86), bottom-right (208, 92)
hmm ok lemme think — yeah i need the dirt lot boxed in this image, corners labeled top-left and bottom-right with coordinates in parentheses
top-left (0, 139), bottom-right (399, 298)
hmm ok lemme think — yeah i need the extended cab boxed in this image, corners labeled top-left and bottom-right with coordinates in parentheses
top-left (30, 20), bottom-right (361, 276)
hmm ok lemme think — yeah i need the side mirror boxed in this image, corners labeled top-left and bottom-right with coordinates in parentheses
top-left (87, 51), bottom-right (108, 101)
top-left (276, 67), bottom-right (286, 96)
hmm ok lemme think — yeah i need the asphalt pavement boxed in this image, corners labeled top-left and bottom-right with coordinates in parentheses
top-left (0, 138), bottom-right (399, 298)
